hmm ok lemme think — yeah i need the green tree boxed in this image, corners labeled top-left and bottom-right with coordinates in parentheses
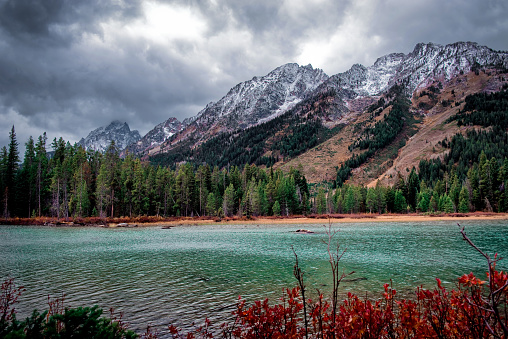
top-left (18, 136), bottom-right (36, 217)
top-left (316, 187), bottom-right (327, 214)
top-left (223, 183), bottom-right (236, 217)
top-left (407, 167), bottom-right (419, 210)
top-left (206, 192), bottom-right (216, 216)
top-left (95, 141), bottom-right (120, 217)
top-left (365, 188), bottom-right (376, 213)
top-left (458, 186), bottom-right (470, 213)
top-left (175, 163), bottom-right (196, 217)
top-left (393, 189), bottom-right (407, 213)
top-left (35, 133), bottom-right (49, 217)
top-left (272, 200), bottom-right (281, 216)
top-left (468, 165), bottom-right (481, 211)
top-left (442, 194), bottom-right (455, 213)
top-left (2, 126), bottom-right (19, 217)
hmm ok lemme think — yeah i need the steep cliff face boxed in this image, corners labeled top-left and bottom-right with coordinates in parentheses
top-left (78, 120), bottom-right (141, 152)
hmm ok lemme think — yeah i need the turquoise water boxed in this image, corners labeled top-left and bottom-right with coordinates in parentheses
top-left (1, 220), bottom-right (507, 335)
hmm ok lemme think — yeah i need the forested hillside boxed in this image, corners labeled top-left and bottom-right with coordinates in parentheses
top-left (150, 89), bottom-right (344, 169)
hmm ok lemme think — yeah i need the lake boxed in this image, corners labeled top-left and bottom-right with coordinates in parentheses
top-left (1, 220), bottom-right (507, 336)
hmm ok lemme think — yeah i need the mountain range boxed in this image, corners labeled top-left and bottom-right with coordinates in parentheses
top-left (80, 41), bottom-right (508, 185)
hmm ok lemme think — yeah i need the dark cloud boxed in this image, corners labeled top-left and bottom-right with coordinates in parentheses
top-left (0, 0), bottom-right (506, 149)
top-left (0, 0), bottom-right (65, 37)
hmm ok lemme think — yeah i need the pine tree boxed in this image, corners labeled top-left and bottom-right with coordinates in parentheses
top-left (365, 188), bottom-right (376, 213)
top-left (343, 185), bottom-right (356, 214)
top-left (468, 165), bottom-right (481, 211)
top-left (407, 167), bottom-right (419, 210)
top-left (443, 194), bottom-right (455, 213)
top-left (95, 141), bottom-right (120, 218)
top-left (3, 126), bottom-right (19, 217)
top-left (449, 173), bottom-right (461, 208)
top-left (316, 187), bottom-right (327, 214)
top-left (223, 183), bottom-right (236, 217)
top-left (20, 136), bottom-right (36, 217)
top-left (458, 186), bottom-right (470, 213)
top-left (35, 133), bottom-right (48, 217)
top-left (272, 200), bottom-right (281, 216)
top-left (429, 195), bottom-right (437, 212)
top-left (393, 190), bottom-right (407, 213)
top-left (206, 192), bottom-right (216, 216)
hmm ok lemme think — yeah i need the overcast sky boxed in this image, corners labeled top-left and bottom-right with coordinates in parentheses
top-left (0, 0), bottom-right (507, 150)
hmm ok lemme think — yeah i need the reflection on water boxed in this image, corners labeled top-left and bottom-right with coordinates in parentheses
top-left (1, 221), bottom-right (507, 336)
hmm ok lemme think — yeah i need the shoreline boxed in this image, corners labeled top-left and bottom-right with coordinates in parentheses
top-left (3, 212), bottom-right (507, 227)
top-left (146, 213), bottom-right (508, 227)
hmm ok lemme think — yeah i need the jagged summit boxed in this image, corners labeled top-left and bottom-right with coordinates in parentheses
top-left (78, 121), bottom-right (141, 153)
top-left (168, 62), bottom-right (329, 147)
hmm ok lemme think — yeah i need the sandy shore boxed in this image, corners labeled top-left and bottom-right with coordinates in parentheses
top-left (4, 213), bottom-right (507, 227)
top-left (140, 213), bottom-right (508, 227)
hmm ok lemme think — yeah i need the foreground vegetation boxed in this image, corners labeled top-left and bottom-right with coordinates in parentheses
top-left (1, 226), bottom-right (507, 338)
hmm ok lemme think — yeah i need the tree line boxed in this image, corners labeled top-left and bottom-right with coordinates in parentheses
top-left (0, 131), bottom-right (312, 218)
top-left (1, 127), bottom-right (507, 219)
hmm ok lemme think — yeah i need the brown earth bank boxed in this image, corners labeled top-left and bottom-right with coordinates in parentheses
top-left (1, 212), bottom-right (507, 227)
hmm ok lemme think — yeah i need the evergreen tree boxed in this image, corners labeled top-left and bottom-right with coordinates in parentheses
top-left (365, 188), bottom-right (376, 213)
top-left (385, 187), bottom-right (395, 213)
top-left (316, 187), bottom-right (327, 214)
top-left (222, 183), bottom-right (236, 217)
top-left (35, 133), bottom-right (49, 217)
top-left (95, 141), bottom-right (120, 217)
top-left (272, 200), bottom-right (281, 216)
top-left (468, 165), bottom-right (481, 211)
top-left (407, 167), bottom-right (419, 210)
top-left (416, 188), bottom-right (430, 213)
top-left (429, 195), bottom-right (437, 212)
top-left (3, 126), bottom-right (19, 217)
top-left (449, 173), bottom-right (461, 208)
top-left (442, 194), bottom-right (455, 213)
top-left (343, 185), bottom-right (359, 214)
top-left (393, 190), bottom-right (407, 213)
top-left (18, 137), bottom-right (36, 217)
top-left (458, 186), bottom-right (470, 213)
top-left (206, 192), bottom-right (216, 216)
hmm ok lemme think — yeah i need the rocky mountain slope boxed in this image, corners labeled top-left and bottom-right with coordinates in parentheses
top-left (124, 117), bottom-right (184, 156)
top-left (149, 63), bottom-right (329, 155)
top-left (78, 120), bottom-right (141, 153)
top-left (144, 42), bottom-right (506, 157)
top-left (129, 41), bottom-right (508, 186)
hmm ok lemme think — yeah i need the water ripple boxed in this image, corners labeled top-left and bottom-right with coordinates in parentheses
top-left (1, 221), bottom-right (507, 337)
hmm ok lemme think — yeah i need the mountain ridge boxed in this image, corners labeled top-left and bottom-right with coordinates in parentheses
top-left (78, 120), bottom-right (141, 153)
top-left (79, 41), bottom-right (508, 175)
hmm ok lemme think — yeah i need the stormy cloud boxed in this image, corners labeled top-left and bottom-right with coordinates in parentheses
top-left (0, 0), bottom-right (506, 148)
